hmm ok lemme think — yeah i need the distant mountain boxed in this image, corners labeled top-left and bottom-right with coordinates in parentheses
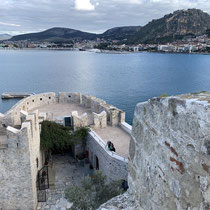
top-left (0, 34), bottom-right (11, 40)
top-left (100, 26), bottom-right (142, 40)
top-left (129, 9), bottom-right (210, 43)
top-left (10, 27), bottom-right (97, 42)
top-left (9, 9), bottom-right (210, 44)
top-left (10, 26), bottom-right (142, 42)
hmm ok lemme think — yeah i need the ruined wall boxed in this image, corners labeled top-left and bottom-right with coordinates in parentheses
top-left (87, 131), bottom-right (128, 181)
top-left (5, 92), bottom-right (56, 126)
top-left (128, 93), bottom-right (210, 210)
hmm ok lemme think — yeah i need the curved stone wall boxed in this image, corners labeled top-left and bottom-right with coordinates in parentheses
top-left (128, 93), bottom-right (210, 210)
top-left (5, 92), bottom-right (56, 126)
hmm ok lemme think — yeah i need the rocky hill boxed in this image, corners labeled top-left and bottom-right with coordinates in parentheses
top-left (100, 26), bottom-right (142, 40)
top-left (129, 9), bottom-right (210, 43)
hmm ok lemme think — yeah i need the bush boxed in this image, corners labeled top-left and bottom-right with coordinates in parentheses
top-left (159, 93), bottom-right (168, 98)
top-left (65, 171), bottom-right (124, 210)
top-left (40, 120), bottom-right (89, 154)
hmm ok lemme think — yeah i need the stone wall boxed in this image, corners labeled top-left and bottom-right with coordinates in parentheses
top-left (72, 111), bottom-right (89, 130)
top-left (93, 111), bottom-right (107, 129)
top-left (128, 93), bottom-right (210, 210)
top-left (0, 113), bottom-right (6, 135)
top-left (87, 131), bottom-right (128, 182)
top-left (80, 94), bottom-right (125, 126)
top-left (0, 110), bottom-right (43, 210)
top-left (5, 92), bottom-right (56, 127)
top-left (58, 92), bottom-right (81, 104)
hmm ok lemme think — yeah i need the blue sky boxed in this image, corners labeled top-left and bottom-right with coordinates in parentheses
top-left (0, 0), bottom-right (210, 35)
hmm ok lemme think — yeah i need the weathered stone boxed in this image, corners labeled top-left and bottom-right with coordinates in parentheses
top-left (128, 94), bottom-right (210, 210)
top-left (129, 137), bottom-right (135, 161)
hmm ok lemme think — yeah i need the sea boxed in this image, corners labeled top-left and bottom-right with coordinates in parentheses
top-left (1, 50), bottom-right (210, 124)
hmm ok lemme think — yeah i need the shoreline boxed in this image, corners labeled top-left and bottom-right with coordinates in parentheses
top-left (0, 48), bottom-right (209, 55)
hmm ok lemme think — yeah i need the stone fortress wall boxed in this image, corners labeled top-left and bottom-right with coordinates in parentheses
top-left (128, 93), bottom-right (210, 210)
top-left (58, 92), bottom-right (126, 128)
top-left (0, 110), bottom-right (45, 210)
top-left (0, 92), bottom-right (126, 131)
top-left (0, 92), bottom-right (130, 210)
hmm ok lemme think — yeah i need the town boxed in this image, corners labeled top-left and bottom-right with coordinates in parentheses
top-left (1, 34), bottom-right (210, 54)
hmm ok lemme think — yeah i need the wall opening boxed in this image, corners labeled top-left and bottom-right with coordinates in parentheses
top-left (95, 155), bottom-right (99, 170)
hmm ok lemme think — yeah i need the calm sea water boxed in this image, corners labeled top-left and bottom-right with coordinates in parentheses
top-left (0, 50), bottom-right (210, 124)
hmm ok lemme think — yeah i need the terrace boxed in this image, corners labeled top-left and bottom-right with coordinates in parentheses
top-left (30, 102), bottom-right (130, 158)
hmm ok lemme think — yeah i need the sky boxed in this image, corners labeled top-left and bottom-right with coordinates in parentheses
top-left (0, 0), bottom-right (210, 35)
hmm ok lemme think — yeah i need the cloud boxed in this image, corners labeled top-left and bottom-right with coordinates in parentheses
top-left (74, 0), bottom-right (95, 11)
top-left (0, 22), bottom-right (21, 27)
top-left (0, 0), bottom-right (210, 35)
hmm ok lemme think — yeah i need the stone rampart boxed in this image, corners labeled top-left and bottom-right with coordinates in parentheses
top-left (5, 92), bottom-right (56, 126)
top-left (87, 130), bottom-right (128, 181)
top-left (128, 93), bottom-right (210, 210)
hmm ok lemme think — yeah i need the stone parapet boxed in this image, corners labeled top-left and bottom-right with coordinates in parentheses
top-left (87, 130), bottom-right (128, 182)
top-left (58, 92), bottom-right (81, 104)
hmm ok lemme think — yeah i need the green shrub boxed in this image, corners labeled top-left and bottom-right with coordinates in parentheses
top-left (65, 171), bottom-right (124, 210)
top-left (159, 93), bottom-right (168, 98)
top-left (40, 120), bottom-right (89, 154)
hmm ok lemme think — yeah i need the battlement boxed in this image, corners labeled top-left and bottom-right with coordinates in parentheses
top-left (0, 92), bottom-right (125, 130)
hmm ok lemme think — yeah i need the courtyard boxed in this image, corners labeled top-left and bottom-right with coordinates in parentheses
top-left (37, 153), bottom-right (92, 210)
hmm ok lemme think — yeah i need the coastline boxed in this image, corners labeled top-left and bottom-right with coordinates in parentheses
top-left (0, 48), bottom-right (209, 55)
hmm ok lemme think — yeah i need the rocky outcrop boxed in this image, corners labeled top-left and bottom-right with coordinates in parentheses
top-left (130, 9), bottom-right (210, 43)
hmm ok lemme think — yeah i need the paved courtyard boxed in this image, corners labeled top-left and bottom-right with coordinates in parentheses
top-left (37, 154), bottom-right (92, 210)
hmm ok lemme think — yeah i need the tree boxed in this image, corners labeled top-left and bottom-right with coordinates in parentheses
top-left (65, 171), bottom-right (124, 210)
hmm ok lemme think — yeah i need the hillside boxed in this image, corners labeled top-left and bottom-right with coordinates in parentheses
top-left (10, 26), bottom-right (142, 42)
top-left (129, 9), bottom-right (210, 43)
top-left (9, 9), bottom-right (210, 44)
top-left (100, 26), bottom-right (142, 40)
top-left (10, 27), bottom-right (97, 42)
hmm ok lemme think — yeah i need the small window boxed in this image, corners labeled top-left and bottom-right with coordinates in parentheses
top-left (49, 97), bottom-right (51, 99)
top-left (40, 98), bottom-right (42, 101)
top-left (32, 100), bottom-right (34, 102)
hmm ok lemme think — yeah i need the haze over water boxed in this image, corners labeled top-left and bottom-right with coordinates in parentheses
top-left (0, 50), bottom-right (210, 124)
